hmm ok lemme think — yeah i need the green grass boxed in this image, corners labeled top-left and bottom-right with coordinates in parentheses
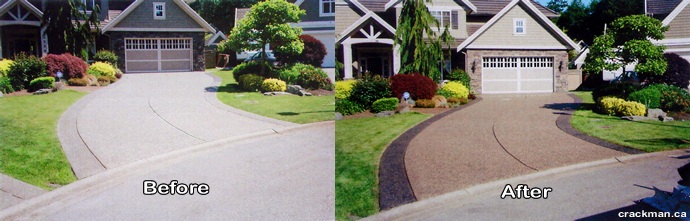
top-left (211, 69), bottom-right (334, 124)
top-left (571, 91), bottom-right (690, 152)
top-left (335, 112), bottom-right (431, 220)
top-left (0, 90), bottom-right (86, 189)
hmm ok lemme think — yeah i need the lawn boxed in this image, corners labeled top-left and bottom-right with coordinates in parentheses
top-left (0, 90), bottom-right (85, 190)
top-left (211, 69), bottom-right (334, 124)
top-left (335, 112), bottom-right (431, 220)
top-left (571, 91), bottom-right (690, 152)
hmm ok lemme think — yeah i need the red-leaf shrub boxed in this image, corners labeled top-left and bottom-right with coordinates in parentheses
top-left (390, 73), bottom-right (437, 100)
top-left (276, 34), bottom-right (327, 67)
top-left (43, 53), bottom-right (88, 79)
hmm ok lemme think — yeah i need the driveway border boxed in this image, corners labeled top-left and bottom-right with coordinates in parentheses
top-left (378, 98), bottom-right (482, 211)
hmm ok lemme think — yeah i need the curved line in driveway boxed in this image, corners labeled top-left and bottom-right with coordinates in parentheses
top-left (146, 97), bottom-right (207, 142)
top-left (74, 113), bottom-right (107, 169)
top-left (491, 123), bottom-right (538, 171)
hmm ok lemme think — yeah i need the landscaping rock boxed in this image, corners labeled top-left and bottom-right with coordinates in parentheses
top-left (396, 99), bottom-right (411, 114)
top-left (335, 112), bottom-right (343, 120)
top-left (287, 85), bottom-right (312, 96)
top-left (647, 109), bottom-right (667, 119)
top-left (661, 116), bottom-right (675, 122)
top-left (33, 89), bottom-right (52, 95)
top-left (0, 92), bottom-right (3, 98)
top-left (262, 92), bottom-right (292, 96)
top-left (376, 111), bottom-right (395, 117)
top-left (621, 116), bottom-right (654, 121)
top-left (53, 81), bottom-right (66, 91)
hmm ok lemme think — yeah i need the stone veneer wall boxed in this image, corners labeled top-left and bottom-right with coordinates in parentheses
top-left (464, 49), bottom-right (569, 94)
top-left (107, 32), bottom-right (206, 72)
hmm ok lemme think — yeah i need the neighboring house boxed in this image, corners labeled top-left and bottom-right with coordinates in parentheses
top-left (648, 0), bottom-right (690, 63)
top-left (0, 0), bottom-right (216, 73)
top-left (234, 0), bottom-right (336, 68)
top-left (336, 0), bottom-right (580, 94)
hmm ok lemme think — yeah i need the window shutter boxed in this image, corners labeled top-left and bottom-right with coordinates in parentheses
top-left (451, 11), bottom-right (459, 29)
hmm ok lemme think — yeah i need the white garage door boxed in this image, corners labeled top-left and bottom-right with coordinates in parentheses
top-left (482, 57), bottom-right (554, 93)
top-left (125, 38), bottom-right (193, 72)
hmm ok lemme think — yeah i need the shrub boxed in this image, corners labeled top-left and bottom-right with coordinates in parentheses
top-left (67, 78), bottom-right (88, 86)
top-left (0, 59), bottom-right (14, 77)
top-left (0, 76), bottom-right (13, 93)
top-left (618, 101), bottom-right (646, 116)
top-left (447, 69), bottom-right (471, 91)
top-left (447, 97), bottom-right (468, 105)
top-left (415, 99), bottom-right (436, 108)
top-left (349, 75), bottom-right (392, 109)
top-left (277, 67), bottom-right (300, 85)
top-left (115, 68), bottom-right (124, 79)
top-left (97, 76), bottom-right (111, 86)
top-left (598, 97), bottom-right (626, 115)
top-left (88, 62), bottom-right (116, 78)
top-left (233, 61), bottom-right (276, 81)
top-left (371, 97), bottom-right (399, 113)
top-left (238, 74), bottom-right (264, 92)
top-left (432, 95), bottom-right (448, 107)
top-left (276, 34), bottom-right (327, 67)
top-left (335, 80), bottom-right (357, 99)
top-left (627, 85), bottom-right (662, 109)
top-left (293, 63), bottom-right (331, 90)
top-left (335, 99), bottom-right (364, 116)
top-left (438, 81), bottom-right (469, 99)
top-left (107, 76), bottom-right (117, 83)
top-left (642, 53), bottom-right (690, 89)
top-left (43, 53), bottom-right (88, 79)
top-left (261, 78), bottom-right (287, 92)
top-left (86, 74), bottom-right (98, 86)
top-left (390, 73), bottom-right (437, 100)
top-left (592, 83), bottom-right (639, 102)
top-left (656, 84), bottom-right (690, 112)
top-left (7, 53), bottom-right (47, 90)
top-left (93, 50), bottom-right (118, 67)
top-left (29, 76), bottom-right (55, 91)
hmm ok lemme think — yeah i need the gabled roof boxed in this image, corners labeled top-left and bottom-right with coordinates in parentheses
top-left (101, 0), bottom-right (215, 33)
top-left (457, 0), bottom-right (579, 51)
top-left (646, 0), bottom-right (683, 16)
top-left (0, 0), bottom-right (43, 18)
top-left (205, 31), bottom-right (227, 46)
top-left (384, 0), bottom-right (477, 13)
top-left (336, 11), bottom-right (396, 44)
top-left (470, 0), bottom-right (558, 18)
top-left (661, 0), bottom-right (690, 25)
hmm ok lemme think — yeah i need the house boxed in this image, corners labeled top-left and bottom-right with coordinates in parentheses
top-left (234, 0), bottom-right (336, 68)
top-left (648, 0), bottom-right (690, 63)
top-left (0, 0), bottom-right (216, 73)
top-left (336, 0), bottom-right (580, 94)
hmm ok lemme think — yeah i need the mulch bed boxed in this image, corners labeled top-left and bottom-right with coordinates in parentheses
top-left (2, 86), bottom-right (102, 97)
top-left (340, 102), bottom-right (471, 120)
top-left (669, 112), bottom-right (690, 121)
top-left (307, 89), bottom-right (334, 96)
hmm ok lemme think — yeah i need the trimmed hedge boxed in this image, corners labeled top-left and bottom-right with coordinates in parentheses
top-left (371, 97), bottom-right (399, 113)
top-left (335, 99), bottom-right (364, 116)
top-left (599, 96), bottom-right (646, 116)
top-left (438, 81), bottom-right (469, 99)
top-left (43, 53), bottom-right (88, 79)
top-left (261, 78), bottom-right (287, 92)
top-left (349, 75), bottom-right (392, 109)
top-left (7, 53), bottom-right (47, 90)
top-left (88, 62), bottom-right (116, 78)
top-left (93, 50), bottom-right (118, 67)
top-left (29, 76), bottom-right (55, 91)
top-left (335, 80), bottom-right (357, 100)
top-left (390, 73), bottom-right (437, 100)
top-left (598, 97), bottom-right (626, 115)
top-left (238, 74), bottom-right (264, 92)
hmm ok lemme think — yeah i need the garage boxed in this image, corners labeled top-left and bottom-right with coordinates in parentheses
top-left (482, 57), bottom-right (554, 93)
top-left (124, 38), bottom-right (193, 72)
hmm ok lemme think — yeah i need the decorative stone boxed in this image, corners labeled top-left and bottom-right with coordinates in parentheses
top-left (647, 108), bottom-right (667, 119)
top-left (396, 99), bottom-right (411, 113)
top-left (621, 116), bottom-right (654, 121)
top-left (262, 92), bottom-right (292, 96)
top-left (33, 89), bottom-right (51, 95)
top-left (286, 85), bottom-right (313, 96)
top-left (661, 116), bottom-right (675, 122)
top-left (54, 81), bottom-right (66, 91)
top-left (0, 91), bottom-right (3, 97)
top-left (376, 111), bottom-right (395, 117)
top-left (335, 112), bottom-right (343, 120)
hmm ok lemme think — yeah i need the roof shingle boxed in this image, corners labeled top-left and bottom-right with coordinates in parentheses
top-left (646, 0), bottom-right (683, 16)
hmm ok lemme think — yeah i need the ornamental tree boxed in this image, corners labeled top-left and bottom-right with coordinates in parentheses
top-left (583, 15), bottom-right (668, 76)
top-left (227, 0), bottom-right (305, 76)
top-left (42, 0), bottom-right (100, 60)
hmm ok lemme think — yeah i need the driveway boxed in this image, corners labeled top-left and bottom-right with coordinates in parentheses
top-left (404, 94), bottom-right (628, 200)
top-left (58, 72), bottom-right (297, 179)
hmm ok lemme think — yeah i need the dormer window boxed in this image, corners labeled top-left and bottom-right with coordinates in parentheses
top-left (320, 0), bottom-right (335, 17)
top-left (153, 2), bottom-right (165, 20)
top-left (514, 18), bottom-right (526, 35)
top-left (430, 10), bottom-right (450, 27)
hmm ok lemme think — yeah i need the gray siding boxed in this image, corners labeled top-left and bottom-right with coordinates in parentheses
top-left (115, 0), bottom-right (202, 29)
top-left (300, 0), bottom-right (334, 22)
top-left (666, 5), bottom-right (690, 39)
top-left (470, 3), bottom-right (564, 48)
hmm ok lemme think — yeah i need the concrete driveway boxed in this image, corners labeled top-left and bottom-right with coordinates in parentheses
top-left (58, 72), bottom-right (297, 179)
top-left (404, 93), bottom-right (628, 200)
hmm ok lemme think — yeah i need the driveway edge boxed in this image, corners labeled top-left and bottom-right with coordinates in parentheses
top-left (378, 98), bottom-right (482, 211)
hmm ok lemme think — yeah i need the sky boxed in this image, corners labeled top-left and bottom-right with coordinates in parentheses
top-left (535, 0), bottom-right (594, 8)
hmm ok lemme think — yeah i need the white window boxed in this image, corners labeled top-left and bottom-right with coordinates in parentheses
top-left (153, 2), bottom-right (165, 20)
top-left (81, 0), bottom-right (96, 11)
top-left (514, 18), bottom-right (526, 35)
top-left (430, 10), bottom-right (451, 27)
top-left (320, 0), bottom-right (335, 17)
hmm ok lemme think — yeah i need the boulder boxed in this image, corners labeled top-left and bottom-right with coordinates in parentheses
top-left (53, 81), bottom-right (66, 92)
top-left (376, 111), bottom-right (395, 117)
top-left (335, 112), bottom-right (343, 120)
top-left (661, 116), bottom-right (675, 122)
top-left (621, 116), bottom-right (654, 121)
top-left (287, 85), bottom-right (312, 96)
top-left (647, 108), bottom-right (667, 119)
top-left (33, 89), bottom-right (51, 95)
top-left (396, 99), bottom-right (411, 114)
top-left (262, 92), bottom-right (292, 96)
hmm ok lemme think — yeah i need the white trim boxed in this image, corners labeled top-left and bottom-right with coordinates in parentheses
top-left (348, 0), bottom-right (370, 14)
top-left (205, 31), bottom-right (227, 46)
top-left (319, 0), bottom-right (335, 17)
top-left (302, 30), bottom-right (336, 34)
top-left (513, 18), bottom-right (526, 35)
top-left (153, 2), bottom-right (166, 20)
top-left (653, 38), bottom-right (690, 44)
top-left (336, 11), bottom-right (396, 44)
top-left (342, 37), bottom-right (395, 45)
top-left (0, 0), bottom-right (43, 19)
top-left (294, 0), bottom-right (305, 6)
top-left (292, 21), bottom-right (335, 28)
top-left (384, 0), bottom-right (476, 12)
top-left (102, 0), bottom-right (215, 33)
top-left (466, 45), bottom-right (568, 50)
top-left (661, 0), bottom-right (690, 26)
top-left (665, 48), bottom-right (690, 53)
top-left (109, 27), bottom-right (207, 32)
top-left (0, 20), bottom-right (40, 26)
top-left (457, 0), bottom-right (580, 52)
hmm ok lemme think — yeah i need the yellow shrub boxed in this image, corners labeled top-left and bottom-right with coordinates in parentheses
top-left (439, 81), bottom-right (469, 99)
top-left (261, 78), bottom-right (287, 92)
top-left (87, 62), bottom-right (115, 77)
top-left (0, 59), bottom-right (14, 77)
top-left (335, 80), bottom-right (357, 99)
top-left (598, 97), bottom-right (625, 115)
top-left (617, 101), bottom-right (646, 116)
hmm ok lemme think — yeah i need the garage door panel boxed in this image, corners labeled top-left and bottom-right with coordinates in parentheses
top-left (521, 69), bottom-right (552, 80)
top-left (161, 61), bottom-right (191, 70)
top-left (482, 57), bottom-right (553, 93)
top-left (484, 81), bottom-right (519, 93)
top-left (127, 51), bottom-right (159, 61)
top-left (483, 69), bottom-right (518, 80)
top-left (125, 38), bottom-right (192, 72)
top-left (521, 80), bottom-right (553, 92)
top-left (127, 61), bottom-right (159, 71)
top-left (161, 50), bottom-right (191, 60)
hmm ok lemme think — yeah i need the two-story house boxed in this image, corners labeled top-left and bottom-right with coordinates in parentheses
top-left (648, 0), bottom-right (690, 63)
top-left (336, 0), bottom-right (580, 94)
top-left (0, 0), bottom-right (215, 73)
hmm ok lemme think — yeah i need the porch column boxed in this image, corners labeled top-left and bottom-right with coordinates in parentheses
top-left (393, 44), bottom-right (400, 74)
top-left (343, 41), bottom-right (353, 79)
top-left (40, 26), bottom-right (48, 57)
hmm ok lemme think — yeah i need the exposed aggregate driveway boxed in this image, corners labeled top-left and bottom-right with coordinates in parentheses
top-left (405, 93), bottom-right (628, 200)
top-left (58, 72), bottom-right (296, 179)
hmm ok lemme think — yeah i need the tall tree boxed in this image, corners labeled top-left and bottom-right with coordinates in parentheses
top-left (557, 0), bottom-right (590, 42)
top-left (585, 0), bottom-right (644, 43)
top-left (584, 15), bottom-right (668, 76)
top-left (546, 0), bottom-right (569, 13)
top-left (188, 0), bottom-right (258, 34)
top-left (226, 0), bottom-right (305, 75)
top-left (42, 0), bottom-right (100, 60)
top-left (395, 0), bottom-right (451, 81)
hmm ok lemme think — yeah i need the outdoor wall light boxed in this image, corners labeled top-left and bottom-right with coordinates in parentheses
top-left (471, 60), bottom-right (477, 73)
top-left (558, 60), bottom-right (563, 72)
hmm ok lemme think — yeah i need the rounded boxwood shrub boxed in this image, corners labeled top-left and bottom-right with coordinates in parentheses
top-left (335, 99), bottom-right (364, 116)
top-left (598, 97), bottom-right (626, 115)
top-left (7, 53), bottom-right (47, 90)
top-left (438, 81), bottom-right (469, 99)
top-left (371, 97), bottom-right (399, 113)
top-left (233, 61), bottom-right (276, 81)
top-left (261, 78), bottom-right (287, 92)
top-left (93, 50), bottom-right (118, 67)
top-left (415, 99), bottom-right (436, 108)
top-left (618, 101), bottom-right (646, 116)
top-left (88, 62), bottom-right (116, 78)
top-left (390, 73), bottom-right (437, 100)
top-left (29, 76), bottom-right (55, 91)
top-left (67, 78), bottom-right (88, 86)
top-left (0, 59), bottom-right (14, 77)
top-left (446, 69), bottom-right (471, 91)
top-left (335, 80), bottom-right (357, 100)
top-left (43, 53), bottom-right (88, 79)
top-left (627, 85), bottom-right (662, 109)
top-left (349, 75), bottom-right (392, 109)
top-left (238, 74), bottom-right (264, 92)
